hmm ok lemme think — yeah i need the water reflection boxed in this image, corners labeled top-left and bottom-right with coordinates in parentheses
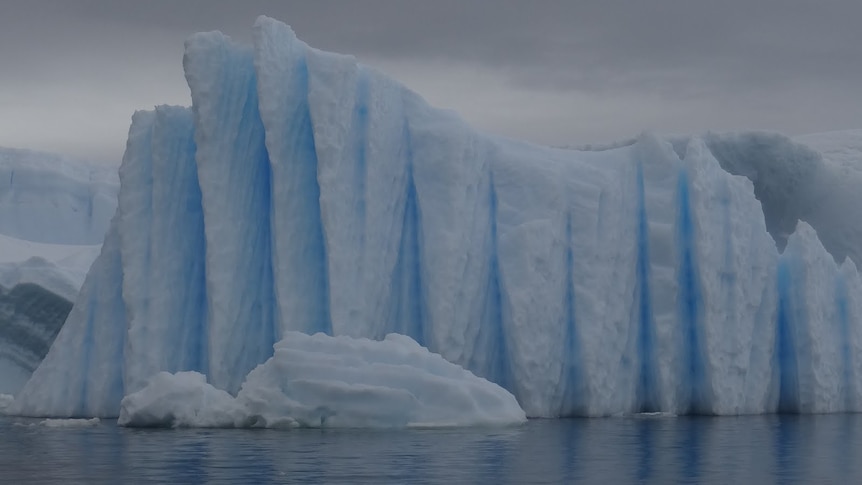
top-left (635, 419), bottom-right (656, 481)
top-left (558, 417), bottom-right (582, 483)
top-left (2, 415), bottom-right (862, 484)
top-left (773, 415), bottom-right (803, 484)
top-left (677, 417), bottom-right (706, 483)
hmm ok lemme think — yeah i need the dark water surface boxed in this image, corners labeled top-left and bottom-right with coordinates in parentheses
top-left (2, 414), bottom-right (861, 484)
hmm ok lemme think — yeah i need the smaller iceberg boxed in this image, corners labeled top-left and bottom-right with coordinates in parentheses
top-left (118, 331), bottom-right (526, 428)
top-left (39, 418), bottom-right (101, 428)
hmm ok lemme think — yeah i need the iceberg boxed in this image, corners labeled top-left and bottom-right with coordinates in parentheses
top-left (118, 332), bottom-right (526, 428)
top-left (10, 16), bottom-right (862, 419)
top-left (0, 148), bottom-right (117, 394)
top-left (38, 417), bottom-right (100, 428)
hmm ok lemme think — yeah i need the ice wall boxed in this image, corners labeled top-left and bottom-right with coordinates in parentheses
top-left (11, 17), bottom-right (862, 418)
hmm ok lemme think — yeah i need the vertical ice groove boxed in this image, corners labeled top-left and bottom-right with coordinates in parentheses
top-left (352, 70), bottom-right (370, 253)
top-left (775, 226), bottom-right (842, 413)
top-left (253, 16), bottom-right (331, 337)
top-left (559, 212), bottom-right (586, 415)
top-left (386, 120), bottom-right (427, 345)
top-left (305, 46), bottom-right (365, 336)
top-left (835, 273), bottom-right (853, 409)
top-left (149, 106), bottom-right (208, 377)
top-left (774, 259), bottom-right (800, 413)
top-left (677, 136), bottom-right (779, 414)
top-left (184, 31), bottom-right (276, 393)
top-left (675, 169), bottom-right (711, 413)
top-left (634, 162), bottom-right (660, 412)
top-left (468, 172), bottom-right (513, 393)
top-left (117, 111), bottom-right (156, 393)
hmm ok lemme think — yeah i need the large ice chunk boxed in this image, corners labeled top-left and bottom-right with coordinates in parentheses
top-left (118, 332), bottom-right (526, 428)
top-left (117, 371), bottom-right (242, 428)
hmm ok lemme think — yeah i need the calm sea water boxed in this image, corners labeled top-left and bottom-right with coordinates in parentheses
top-left (1, 414), bottom-right (861, 484)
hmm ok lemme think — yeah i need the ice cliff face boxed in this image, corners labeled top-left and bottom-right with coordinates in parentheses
top-left (11, 17), bottom-right (862, 418)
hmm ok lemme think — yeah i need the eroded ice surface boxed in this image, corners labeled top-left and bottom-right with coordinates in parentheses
top-left (11, 17), bottom-right (862, 419)
top-left (118, 332), bottom-right (526, 428)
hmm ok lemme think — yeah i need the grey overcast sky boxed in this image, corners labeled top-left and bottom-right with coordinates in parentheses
top-left (0, 0), bottom-right (860, 164)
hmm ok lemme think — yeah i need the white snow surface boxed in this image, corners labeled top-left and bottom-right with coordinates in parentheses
top-left (118, 332), bottom-right (526, 428)
top-left (10, 17), bottom-right (862, 419)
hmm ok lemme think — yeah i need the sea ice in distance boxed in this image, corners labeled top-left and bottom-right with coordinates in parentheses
top-left (118, 331), bottom-right (526, 428)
